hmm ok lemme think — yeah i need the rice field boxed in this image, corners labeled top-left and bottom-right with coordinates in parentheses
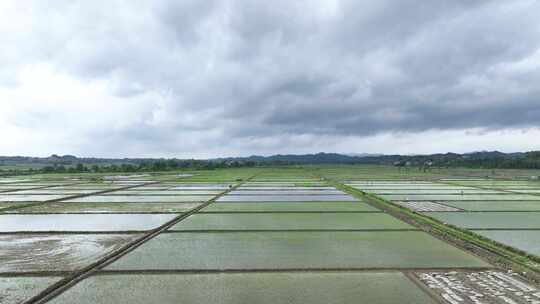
top-left (1, 166), bottom-right (538, 303)
top-left (345, 172), bottom-right (540, 263)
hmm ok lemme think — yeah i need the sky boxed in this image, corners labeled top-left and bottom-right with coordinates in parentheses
top-left (1, 1), bottom-right (540, 158)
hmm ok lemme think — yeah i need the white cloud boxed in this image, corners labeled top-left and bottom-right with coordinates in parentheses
top-left (1, 0), bottom-right (540, 157)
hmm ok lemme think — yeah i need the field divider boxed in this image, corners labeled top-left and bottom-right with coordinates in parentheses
top-left (0, 271), bottom-right (73, 278)
top-left (25, 175), bottom-right (258, 304)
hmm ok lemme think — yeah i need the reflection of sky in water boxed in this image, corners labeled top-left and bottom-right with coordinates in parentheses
top-left (238, 187), bottom-right (335, 190)
top-left (0, 179), bottom-right (30, 183)
top-left (47, 185), bottom-right (120, 190)
top-left (244, 183), bottom-right (296, 187)
top-left (66, 196), bottom-right (212, 203)
top-left (218, 195), bottom-right (357, 202)
top-left (169, 184), bottom-right (230, 189)
top-left (0, 194), bottom-right (68, 202)
top-left (475, 230), bottom-right (540, 256)
top-left (228, 191), bottom-right (345, 195)
top-left (0, 214), bottom-right (176, 231)
top-left (0, 185), bottom-right (41, 190)
top-left (104, 174), bottom-right (150, 180)
top-left (111, 190), bottom-right (222, 195)
top-left (10, 189), bottom-right (99, 195)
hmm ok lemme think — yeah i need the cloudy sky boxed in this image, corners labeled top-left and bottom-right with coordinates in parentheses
top-left (1, 1), bottom-right (540, 158)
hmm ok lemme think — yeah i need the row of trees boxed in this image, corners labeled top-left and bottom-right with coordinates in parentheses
top-left (0, 159), bottom-right (259, 176)
top-left (388, 151), bottom-right (540, 170)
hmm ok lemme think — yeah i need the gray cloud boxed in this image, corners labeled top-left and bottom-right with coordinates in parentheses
top-left (1, 0), bottom-right (540, 157)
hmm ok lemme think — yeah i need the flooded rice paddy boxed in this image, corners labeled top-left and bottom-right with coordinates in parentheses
top-left (0, 234), bottom-right (139, 272)
top-left (350, 179), bottom-right (540, 258)
top-left (3, 170), bottom-right (537, 303)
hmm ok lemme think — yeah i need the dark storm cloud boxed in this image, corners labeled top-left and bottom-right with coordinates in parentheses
top-left (2, 0), bottom-right (540, 156)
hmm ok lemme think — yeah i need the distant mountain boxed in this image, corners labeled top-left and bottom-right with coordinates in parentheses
top-left (216, 152), bottom-right (364, 164)
top-left (344, 153), bottom-right (384, 157)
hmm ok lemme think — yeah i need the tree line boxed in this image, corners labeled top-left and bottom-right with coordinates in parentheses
top-left (0, 159), bottom-right (258, 176)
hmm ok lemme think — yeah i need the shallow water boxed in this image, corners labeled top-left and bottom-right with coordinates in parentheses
top-left (426, 211), bottom-right (540, 229)
top-left (474, 230), bottom-right (540, 256)
top-left (65, 195), bottom-right (213, 203)
top-left (218, 195), bottom-right (357, 202)
top-left (48, 272), bottom-right (435, 304)
top-left (8, 189), bottom-right (100, 195)
top-left (0, 276), bottom-right (62, 303)
top-left (237, 187), bottom-right (336, 190)
top-left (0, 234), bottom-right (139, 272)
top-left (228, 190), bottom-right (345, 195)
top-left (111, 190), bottom-right (222, 195)
top-left (0, 214), bottom-right (177, 232)
top-left (106, 231), bottom-right (489, 270)
top-left (0, 194), bottom-right (68, 202)
top-left (202, 202), bottom-right (376, 212)
top-left (170, 213), bottom-right (411, 231)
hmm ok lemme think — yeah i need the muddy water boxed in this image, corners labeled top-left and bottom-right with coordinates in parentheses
top-left (0, 234), bottom-right (139, 272)
top-left (8, 202), bottom-right (201, 213)
top-left (0, 276), bottom-right (62, 303)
